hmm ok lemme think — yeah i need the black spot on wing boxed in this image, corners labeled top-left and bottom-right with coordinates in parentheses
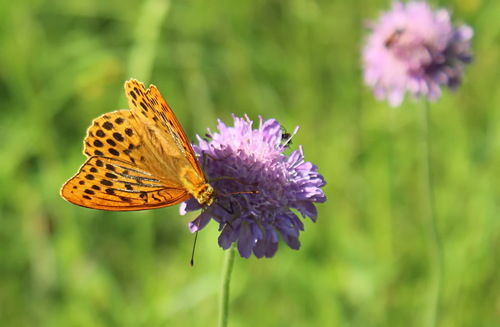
top-left (106, 139), bottom-right (117, 147)
top-left (108, 148), bottom-right (119, 156)
top-left (103, 122), bottom-right (113, 130)
top-left (101, 180), bottom-right (113, 186)
top-left (113, 133), bottom-right (124, 142)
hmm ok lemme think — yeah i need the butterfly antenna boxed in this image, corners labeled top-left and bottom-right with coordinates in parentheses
top-left (190, 231), bottom-right (199, 267)
top-left (218, 190), bottom-right (258, 197)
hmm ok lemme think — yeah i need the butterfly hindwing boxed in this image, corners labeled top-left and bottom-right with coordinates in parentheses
top-left (61, 157), bottom-right (191, 210)
top-left (83, 110), bottom-right (147, 166)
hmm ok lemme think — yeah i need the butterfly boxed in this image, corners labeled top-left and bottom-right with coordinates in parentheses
top-left (60, 79), bottom-right (215, 211)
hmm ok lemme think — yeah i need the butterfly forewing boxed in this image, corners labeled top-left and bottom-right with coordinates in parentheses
top-left (124, 79), bottom-right (204, 177)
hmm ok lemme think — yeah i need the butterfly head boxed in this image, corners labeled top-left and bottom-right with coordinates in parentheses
top-left (194, 183), bottom-right (216, 207)
top-left (179, 166), bottom-right (216, 207)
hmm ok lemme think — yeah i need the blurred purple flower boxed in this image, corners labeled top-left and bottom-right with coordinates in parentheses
top-left (181, 115), bottom-right (326, 259)
top-left (363, 1), bottom-right (473, 107)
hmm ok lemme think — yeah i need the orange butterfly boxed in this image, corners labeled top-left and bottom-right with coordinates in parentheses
top-left (61, 79), bottom-right (215, 211)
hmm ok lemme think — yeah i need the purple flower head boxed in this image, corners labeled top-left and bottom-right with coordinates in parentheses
top-left (363, 1), bottom-right (473, 107)
top-left (180, 115), bottom-right (327, 259)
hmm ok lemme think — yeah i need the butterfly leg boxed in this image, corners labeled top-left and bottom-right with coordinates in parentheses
top-left (201, 201), bottom-right (237, 229)
top-left (216, 199), bottom-right (235, 215)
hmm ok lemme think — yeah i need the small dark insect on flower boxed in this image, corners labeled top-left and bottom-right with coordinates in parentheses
top-left (181, 115), bottom-right (327, 258)
top-left (280, 126), bottom-right (296, 148)
top-left (384, 28), bottom-right (405, 48)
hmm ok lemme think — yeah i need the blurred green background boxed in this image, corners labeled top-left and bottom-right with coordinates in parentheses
top-left (1, 0), bottom-right (498, 326)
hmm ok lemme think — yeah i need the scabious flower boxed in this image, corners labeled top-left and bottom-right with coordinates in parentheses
top-left (363, 1), bottom-right (473, 107)
top-left (180, 115), bottom-right (326, 258)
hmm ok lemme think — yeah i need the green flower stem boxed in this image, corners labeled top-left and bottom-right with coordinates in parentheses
top-left (420, 101), bottom-right (443, 327)
top-left (219, 245), bottom-right (236, 327)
